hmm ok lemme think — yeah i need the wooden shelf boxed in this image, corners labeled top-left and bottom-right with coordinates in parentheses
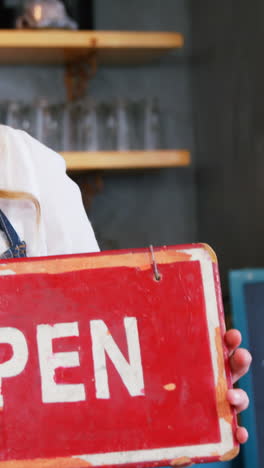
top-left (0, 30), bottom-right (184, 65)
top-left (61, 150), bottom-right (191, 171)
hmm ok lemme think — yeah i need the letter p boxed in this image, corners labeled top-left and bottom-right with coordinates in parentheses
top-left (0, 328), bottom-right (29, 406)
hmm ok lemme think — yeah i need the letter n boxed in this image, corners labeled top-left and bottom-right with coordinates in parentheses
top-left (90, 317), bottom-right (144, 399)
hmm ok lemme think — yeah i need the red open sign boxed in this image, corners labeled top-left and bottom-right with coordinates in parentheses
top-left (0, 244), bottom-right (238, 467)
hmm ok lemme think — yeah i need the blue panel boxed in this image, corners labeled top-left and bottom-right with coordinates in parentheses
top-left (196, 464), bottom-right (232, 468)
top-left (162, 463), bottom-right (233, 468)
top-left (229, 269), bottom-right (261, 468)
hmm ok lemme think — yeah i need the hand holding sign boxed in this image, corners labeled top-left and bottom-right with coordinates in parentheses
top-left (225, 329), bottom-right (251, 443)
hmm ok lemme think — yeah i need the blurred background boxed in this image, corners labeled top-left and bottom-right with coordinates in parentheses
top-left (0, 1), bottom-right (262, 467)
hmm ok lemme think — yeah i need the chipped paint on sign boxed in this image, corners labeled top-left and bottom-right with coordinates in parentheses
top-left (0, 270), bottom-right (16, 276)
top-left (170, 456), bottom-right (193, 466)
top-left (220, 446), bottom-right (240, 461)
top-left (215, 327), bottom-right (233, 424)
top-left (0, 457), bottom-right (92, 467)
top-left (164, 383), bottom-right (176, 391)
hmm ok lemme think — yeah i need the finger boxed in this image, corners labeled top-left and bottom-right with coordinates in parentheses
top-left (227, 389), bottom-right (249, 413)
top-left (224, 329), bottom-right (242, 355)
top-left (235, 426), bottom-right (249, 444)
top-left (229, 348), bottom-right (252, 383)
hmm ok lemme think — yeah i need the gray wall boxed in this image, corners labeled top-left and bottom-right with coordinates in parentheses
top-left (190, 6), bottom-right (262, 465)
top-left (191, 0), bottom-right (264, 293)
top-left (88, 0), bottom-right (196, 250)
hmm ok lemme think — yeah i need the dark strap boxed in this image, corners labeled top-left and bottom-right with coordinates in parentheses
top-left (0, 209), bottom-right (27, 258)
top-left (0, 209), bottom-right (23, 248)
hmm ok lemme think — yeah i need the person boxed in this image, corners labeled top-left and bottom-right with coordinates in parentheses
top-left (0, 124), bottom-right (99, 258)
top-left (0, 124), bottom-right (251, 444)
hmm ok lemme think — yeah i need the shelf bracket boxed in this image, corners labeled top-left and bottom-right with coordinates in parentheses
top-left (64, 39), bottom-right (102, 203)
top-left (64, 38), bottom-right (98, 101)
top-left (73, 172), bottom-right (104, 210)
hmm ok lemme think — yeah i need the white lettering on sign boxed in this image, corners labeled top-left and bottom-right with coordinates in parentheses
top-left (37, 322), bottom-right (86, 404)
top-left (90, 317), bottom-right (145, 399)
top-left (0, 318), bottom-right (145, 405)
top-left (0, 327), bottom-right (29, 406)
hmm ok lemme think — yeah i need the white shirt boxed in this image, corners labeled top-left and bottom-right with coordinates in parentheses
top-left (0, 125), bottom-right (99, 257)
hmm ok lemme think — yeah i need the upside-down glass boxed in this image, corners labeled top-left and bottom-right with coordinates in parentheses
top-left (137, 98), bottom-right (162, 150)
top-left (5, 101), bottom-right (34, 135)
top-left (74, 99), bottom-right (99, 152)
top-left (34, 99), bottom-right (63, 151)
top-left (5, 101), bottom-right (22, 129)
top-left (115, 99), bottom-right (138, 151)
top-left (97, 101), bottom-right (117, 151)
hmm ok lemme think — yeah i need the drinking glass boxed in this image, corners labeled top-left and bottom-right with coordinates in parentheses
top-left (61, 101), bottom-right (73, 151)
top-left (34, 98), bottom-right (63, 151)
top-left (137, 98), bottom-right (162, 150)
top-left (6, 101), bottom-right (22, 129)
top-left (75, 99), bottom-right (99, 152)
top-left (97, 101), bottom-right (117, 151)
top-left (115, 99), bottom-right (137, 151)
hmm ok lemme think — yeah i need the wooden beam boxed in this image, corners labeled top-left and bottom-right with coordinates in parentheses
top-left (61, 150), bottom-right (191, 171)
top-left (0, 30), bottom-right (184, 64)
